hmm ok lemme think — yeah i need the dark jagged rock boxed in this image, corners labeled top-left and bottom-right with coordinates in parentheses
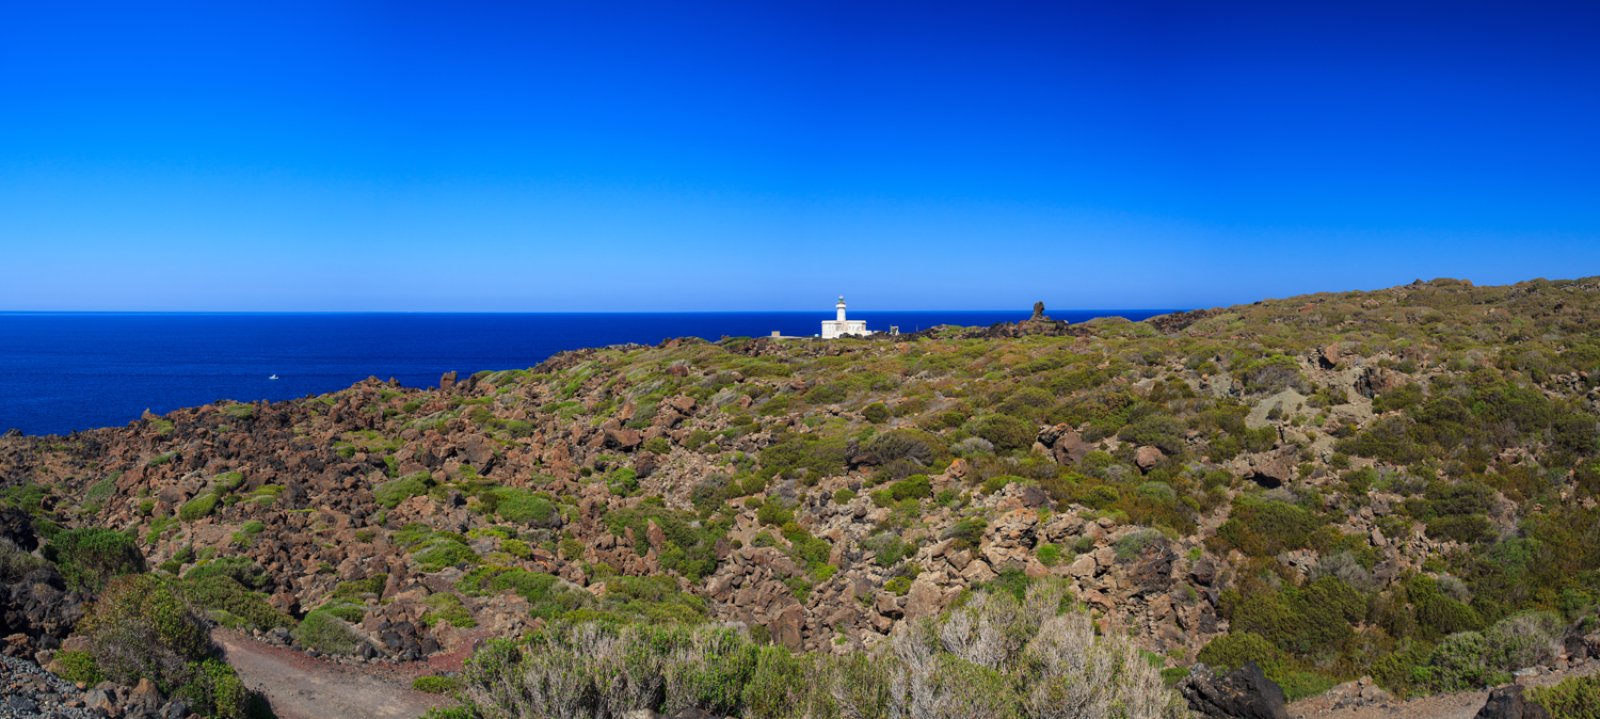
top-left (0, 507), bottom-right (37, 552)
top-left (1179, 662), bottom-right (1289, 719)
top-left (1475, 685), bottom-right (1551, 719)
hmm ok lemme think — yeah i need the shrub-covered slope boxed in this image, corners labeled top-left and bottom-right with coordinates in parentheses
top-left (3, 276), bottom-right (1600, 701)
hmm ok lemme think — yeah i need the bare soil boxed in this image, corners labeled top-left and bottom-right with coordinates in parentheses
top-left (215, 631), bottom-right (449, 719)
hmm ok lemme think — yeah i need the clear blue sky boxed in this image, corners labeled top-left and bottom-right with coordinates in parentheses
top-left (3, 2), bottom-right (1598, 311)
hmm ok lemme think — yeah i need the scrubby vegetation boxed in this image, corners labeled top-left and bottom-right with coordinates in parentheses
top-left (79, 574), bottom-right (263, 717)
top-left (1528, 673), bottom-right (1600, 719)
top-left (44, 527), bottom-right (145, 592)
top-left (8, 276), bottom-right (1600, 712)
top-left (440, 580), bottom-right (1183, 719)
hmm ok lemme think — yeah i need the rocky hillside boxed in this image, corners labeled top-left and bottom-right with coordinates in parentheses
top-left (4, 276), bottom-right (1600, 705)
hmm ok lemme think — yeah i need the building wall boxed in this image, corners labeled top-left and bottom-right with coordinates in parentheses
top-left (821, 320), bottom-right (870, 339)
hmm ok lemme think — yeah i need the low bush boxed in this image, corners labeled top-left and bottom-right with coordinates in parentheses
top-left (1197, 631), bottom-right (1284, 678)
top-left (180, 493), bottom-right (219, 522)
top-left (176, 658), bottom-right (259, 719)
top-left (456, 567), bottom-right (590, 621)
top-left (423, 593), bottom-right (477, 628)
top-left (185, 557), bottom-right (269, 590)
top-left (1215, 495), bottom-right (1319, 557)
top-left (374, 472), bottom-right (433, 509)
top-left (1528, 673), bottom-right (1600, 719)
top-left (442, 580), bottom-right (1186, 719)
top-left (860, 532), bottom-right (914, 567)
top-left (967, 414), bottom-right (1037, 452)
top-left (177, 575), bottom-right (293, 632)
top-left (80, 575), bottom-right (209, 690)
top-left (943, 517), bottom-right (987, 551)
top-left (52, 649), bottom-right (103, 685)
top-left (292, 608), bottom-right (366, 655)
top-left (413, 675), bottom-right (461, 694)
top-left (44, 527), bottom-right (145, 593)
top-left (481, 487), bottom-right (559, 527)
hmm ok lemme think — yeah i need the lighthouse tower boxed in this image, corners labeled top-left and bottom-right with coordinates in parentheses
top-left (821, 295), bottom-right (871, 339)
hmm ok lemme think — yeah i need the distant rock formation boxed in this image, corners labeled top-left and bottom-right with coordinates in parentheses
top-left (1031, 301), bottom-right (1047, 321)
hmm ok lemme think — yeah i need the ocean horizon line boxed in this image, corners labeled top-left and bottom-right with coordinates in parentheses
top-left (0, 307), bottom-right (1186, 317)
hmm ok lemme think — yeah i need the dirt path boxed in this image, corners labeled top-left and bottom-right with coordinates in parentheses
top-left (215, 631), bottom-right (448, 719)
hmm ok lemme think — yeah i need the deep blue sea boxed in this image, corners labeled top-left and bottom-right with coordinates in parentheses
top-left (0, 310), bottom-right (1173, 436)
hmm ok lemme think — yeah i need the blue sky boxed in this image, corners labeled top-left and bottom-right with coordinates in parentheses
top-left (3, 1), bottom-right (1598, 311)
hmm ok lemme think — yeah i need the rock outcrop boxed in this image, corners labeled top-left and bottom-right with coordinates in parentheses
top-left (1179, 662), bottom-right (1289, 719)
top-left (1475, 685), bottom-right (1552, 719)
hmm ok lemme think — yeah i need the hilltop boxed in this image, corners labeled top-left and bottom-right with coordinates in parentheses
top-left (3, 276), bottom-right (1600, 718)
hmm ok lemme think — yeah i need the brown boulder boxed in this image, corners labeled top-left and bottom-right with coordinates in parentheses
top-left (1135, 446), bottom-right (1166, 471)
top-left (603, 423), bottom-right (643, 451)
top-left (1039, 425), bottom-right (1092, 465)
top-left (770, 604), bottom-right (805, 649)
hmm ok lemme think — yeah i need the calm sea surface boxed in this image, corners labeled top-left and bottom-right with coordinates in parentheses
top-left (0, 310), bottom-right (1174, 436)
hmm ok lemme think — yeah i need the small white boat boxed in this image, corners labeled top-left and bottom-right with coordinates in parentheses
top-left (268, 374), bottom-right (280, 380)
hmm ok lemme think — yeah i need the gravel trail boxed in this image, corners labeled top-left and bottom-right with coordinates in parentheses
top-left (215, 632), bottom-right (447, 719)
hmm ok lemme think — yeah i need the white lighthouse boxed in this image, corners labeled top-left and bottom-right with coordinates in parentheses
top-left (821, 295), bottom-right (872, 339)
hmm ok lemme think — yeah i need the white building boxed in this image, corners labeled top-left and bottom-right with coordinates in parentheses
top-left (821, 296), bottom-right (873, 339)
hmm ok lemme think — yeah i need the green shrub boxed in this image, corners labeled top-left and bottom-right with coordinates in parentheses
top-left (758, 432), bottom-right (850, 482)
top-left (292, 609), bottom-right (366, 655)
top-left (886, 474), bottom-right (932, 502)
top-left (968, 414), bottom-right (1036, 452)
top-left (448, 583), bottom-right (1184, 719)
top-left (1114, 528), bottom-right (1165, 561)
top-left (185, 557), bottom-right (268, 590)
top-left (413, 537), bottom-right (479, 573)
top-left (177, 575), bottom-right (293, 632)
top-left (593, 574), bottom-right (707, 624)
top-left (374, 472), bottom-right (433, 509)
top-left (177, 658), bottom-right (257, 719)
top-left (1408, 575), bottom-right (1485, 640)
top-left (1528, 673), bottom-right (1600, 719)
top-left (423, 593), bottom-right (478, 628)
top-left (413, 675), bottom-right (461, 694)
top-left (944, 517), bottom-right (987, 550)
top-left (52, 650), bottom-right (104, 685)
top-left (457, 567), bottom-right (590, 621)
top-left (80, 575), bottom-right (212, 691)
top-left (604, 504), bottom-right (726, 580)
top-left (884, 576), bottom-right (911, 595)
top-left (44, 527), bottom-right (145, 593)
top-left (332, 573), bottom-right (388, 601)
top-left (1198, 632), bottom-right (1283, 677)
top-left (211, 471), bottom-right (246, 493)
top-left (180, 493), bottom-right (219, 522)
top-left (230, 521), bottom-right (265, 548)
top-left (1227, 576), bottom-right (1365, 658)
top-left (483, 487), bottom-right (559, 527)
top-left (1420, 631), bottom-right (1509, 692)
top-left (860, 532), bottom-right (913, 567)
top-left (1215, 496), bottom-right (1318, 557)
